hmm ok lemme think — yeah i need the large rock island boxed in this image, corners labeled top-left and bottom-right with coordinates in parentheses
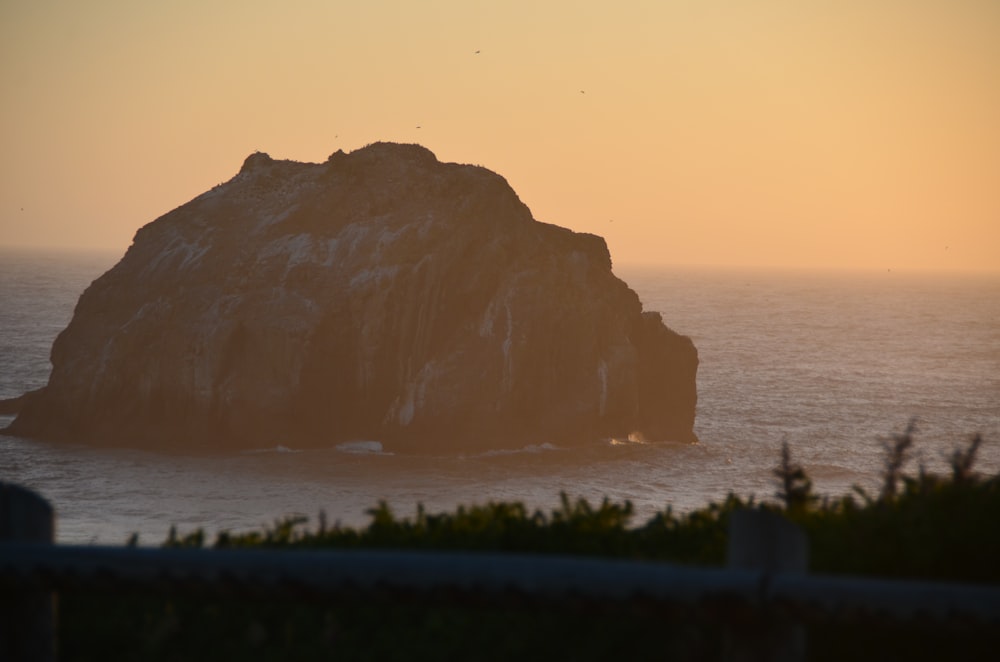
top-left (3, 143), bottom-right (697, 452)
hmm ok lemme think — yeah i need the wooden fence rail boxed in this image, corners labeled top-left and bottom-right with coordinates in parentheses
top-left (3, 482), bottom-right (999, 661)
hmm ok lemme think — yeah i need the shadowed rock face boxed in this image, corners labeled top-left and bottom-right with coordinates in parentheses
top-left (4, 143), bottom-right (697, 452)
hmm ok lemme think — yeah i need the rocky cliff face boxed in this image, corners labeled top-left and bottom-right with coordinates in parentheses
top-left (4, 143), bottom-right (697, 452)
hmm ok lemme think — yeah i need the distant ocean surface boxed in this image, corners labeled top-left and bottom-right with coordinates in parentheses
top-left (2, 247), bottom-right (998, 545)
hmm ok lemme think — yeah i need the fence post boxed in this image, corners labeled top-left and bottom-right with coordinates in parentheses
top-left (724, 508), bottom-right (807, 662)
top-left (0, 482), bottom-right (56, 662)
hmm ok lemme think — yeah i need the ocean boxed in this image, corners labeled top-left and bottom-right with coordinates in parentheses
top-left (2, 247), bottom-right (998, 545)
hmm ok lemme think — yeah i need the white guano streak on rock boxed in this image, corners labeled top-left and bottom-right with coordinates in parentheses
top-left (144, 233), bottom-right (210, 276)
top-left (339, 222), bottom-right (372, 259)
top-left (375, 222), bottom-right (405, 253)
top-left (349, 265), bottom-right (400, 290)
top-left (397, 396), bottom-right (415, 427)
top-left (205, 295), bottom-right (242, 326)
top-left (322, 237), bottom-right (340, 266)
top-left (258, 233), bottom-right (329, 284)
top-left (598, 359), bottom-right (609, 416)
top-left (478, 314), bottom-right (493, 337)
top-left (91, 341), bottom-right (116, 400)
top-left (501, 301), bottom-right (513, 393)
top-left (479, 291), bottom-right (515, 393)
top-left (176, 239), bottom-right (211, 272)
top-left (274, 232), bottom-right (315, 266)
top-left (389, 361), bottom-right (436, 427)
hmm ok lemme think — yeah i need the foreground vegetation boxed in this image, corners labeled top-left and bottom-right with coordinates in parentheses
top-left (60, 425), bottom-right (1000, 660)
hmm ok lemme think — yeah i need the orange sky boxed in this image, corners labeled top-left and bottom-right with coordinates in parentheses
top-left (2, 1), bottom-right (998, 272)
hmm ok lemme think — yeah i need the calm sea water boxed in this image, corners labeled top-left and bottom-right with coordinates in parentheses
top-left (1, 247), bottom-right (998, 544)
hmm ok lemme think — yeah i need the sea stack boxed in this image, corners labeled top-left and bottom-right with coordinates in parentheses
top-left (3, 143), bottom-right (698, 452)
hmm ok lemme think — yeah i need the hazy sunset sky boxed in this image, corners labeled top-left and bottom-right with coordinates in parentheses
top-left (2, 1), bottom-right (998, 272)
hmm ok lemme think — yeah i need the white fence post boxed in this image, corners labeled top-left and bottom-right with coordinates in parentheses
top-left (725, 508), bottom-right (808, 662)
top-left (0, 482), bottom-right (56, 662)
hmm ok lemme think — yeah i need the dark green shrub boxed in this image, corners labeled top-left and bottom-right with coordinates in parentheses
top-left (58, 426), bottom-right (998, 660)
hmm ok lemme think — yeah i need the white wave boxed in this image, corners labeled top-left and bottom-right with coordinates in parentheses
top-left (472, 442), bottom-right (561, 458)
top-left (243, 444), bottom-right (302, 454)
top-left (335, 440), bottom-right (391, 455)
top-left (608, 432), bottom-right (649, 446)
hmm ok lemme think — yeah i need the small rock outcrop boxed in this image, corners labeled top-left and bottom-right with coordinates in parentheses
top-left (4, 143), bottom-right (698, 452)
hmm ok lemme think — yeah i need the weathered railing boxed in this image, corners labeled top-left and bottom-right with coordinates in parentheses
top-left (2, 482), bottom-right (999, 661)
